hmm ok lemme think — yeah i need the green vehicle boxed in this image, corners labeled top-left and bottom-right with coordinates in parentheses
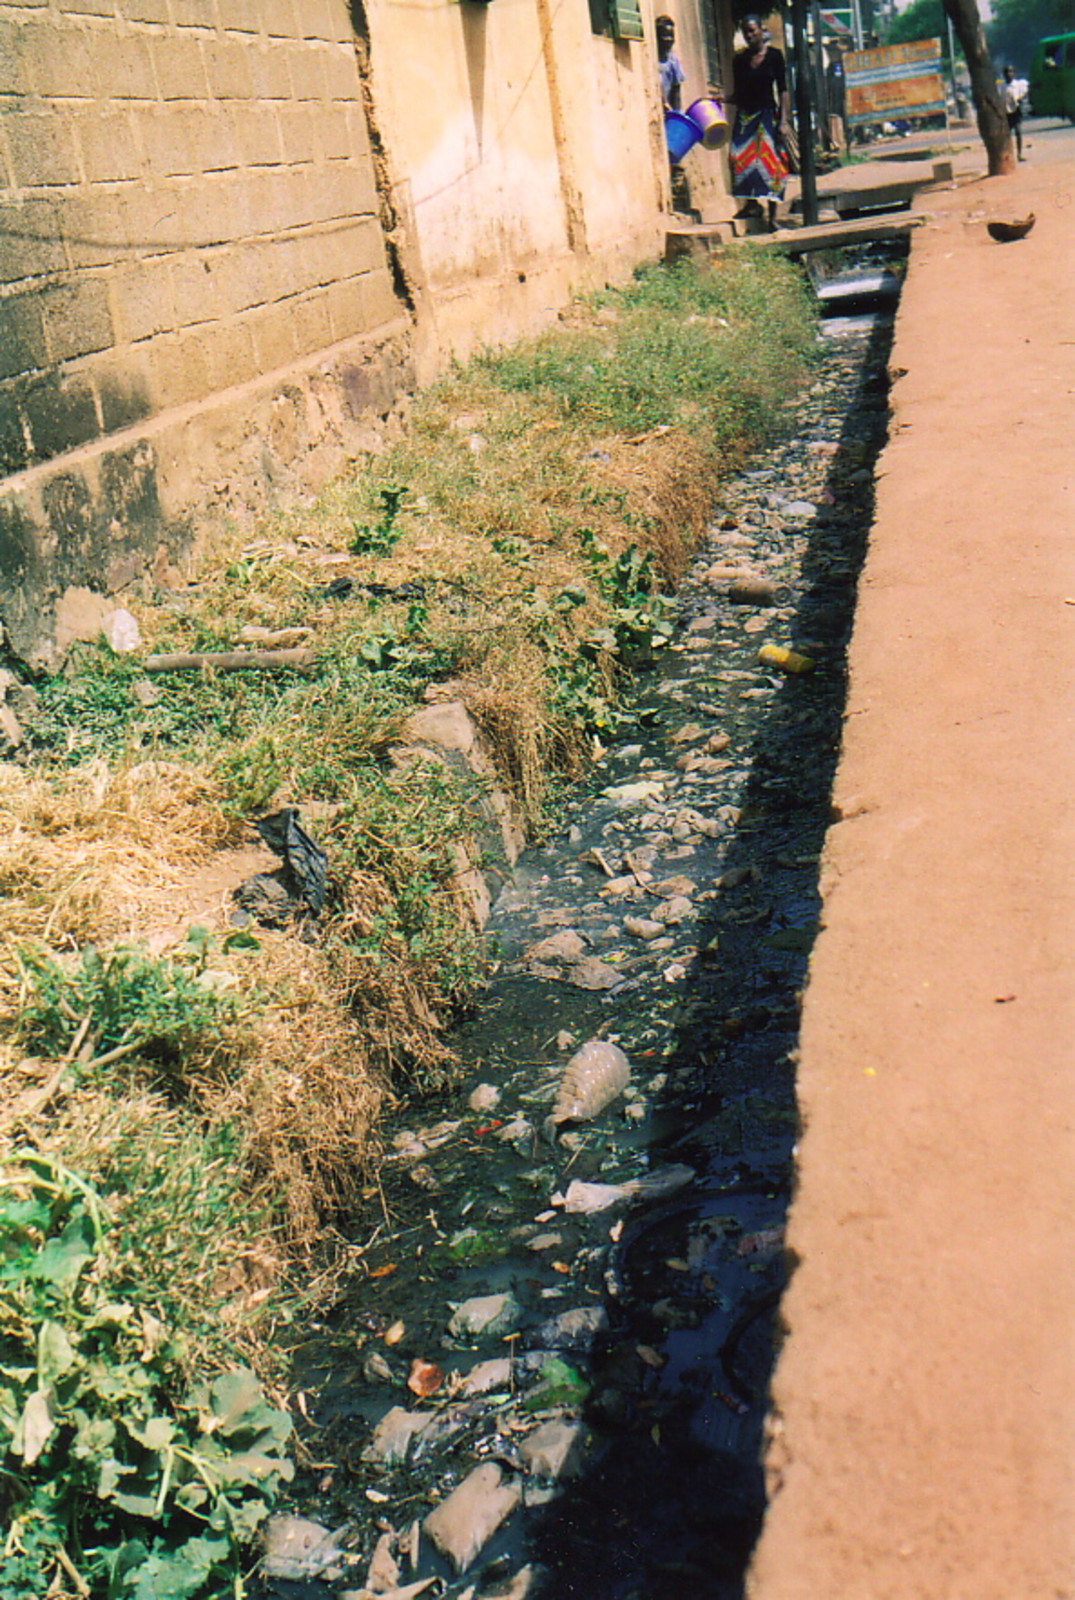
top-left (1028, 33), bottom-right (1075, 122)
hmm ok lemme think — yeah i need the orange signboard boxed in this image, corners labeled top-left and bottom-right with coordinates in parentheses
top-left (844, 39), bottom-right (946, 127)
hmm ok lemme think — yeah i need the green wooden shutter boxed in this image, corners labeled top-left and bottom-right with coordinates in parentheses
top-left (609, 0), bottom-right (644, 41)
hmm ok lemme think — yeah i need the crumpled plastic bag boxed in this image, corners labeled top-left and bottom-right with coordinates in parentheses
top-left (233, 808), bottom-right (328, 924)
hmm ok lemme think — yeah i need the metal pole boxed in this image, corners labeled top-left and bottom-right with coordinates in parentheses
top-left (790, 0), bottom-right (818, 225)
top-left (811, 0), bottom-right (830, 147)
top-left (850, 0), bottom-right (863, 50)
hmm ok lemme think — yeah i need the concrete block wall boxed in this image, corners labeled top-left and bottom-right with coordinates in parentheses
top-left (0, 0), bottom-right (402, 477)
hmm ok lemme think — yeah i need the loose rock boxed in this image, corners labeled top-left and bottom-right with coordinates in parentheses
top-left (423, 1463), bottom-right (521, 1573)
top-left (520, 1418), bottom-right (588, 1480)
top-left (528, 1305), bottom-right (608, 1351)
top-left (362, 1407), bottom-right (433, 1465)
top-left (448, 1292), bottom-right (521, 1340)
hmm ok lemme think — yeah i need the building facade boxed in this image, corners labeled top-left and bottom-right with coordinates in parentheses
top-left (0, 0), bottom-right (739, 661)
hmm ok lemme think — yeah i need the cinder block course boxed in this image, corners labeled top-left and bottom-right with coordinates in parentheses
top-left (273, 103), bottom-right (319, 165)
top-left (285, 45), bottom-right (328, 101)
top-left (248, 43), bottom-right (295, 100)
top-left (0, 291), bottom-right (48, 380)
top-left (216, 0), bottom-right (261, 36)
top-left (142, 107), bottom-right (239, 177)
top-left (22, 369), bottom-right (101, 462)
top-left (74, 111), bottom-right (144, 185)
top-left (60, 186), bottom-right (185, 271)
top-left (87, 32), bottom-right (158, 101)
top-left (172, 0), bottom-right (220, 32)
top-left (322, 42), bottom-right (362, 100)
top-left (0, 0), bottom-right (417, 577)
top-left (125, 0), bottom-right (172, 25)
top-left (41, 279), bottom-right (114, 363)
top-left (112, 262), bottom-right (176, 344)
top-left (314, 104), bottom-right (358, 163)
top-left (173, 172), bottom-right (252, 251)
top-left (203, 316), bottom-right (258, 391)
top-left (4, 111), bottom-right (81, 188)
top-left (0, 387), bottom-right (31, 473)
top-left (170, 253), bottom-right (223, 328)
top-left (231, 105), bottom-right (285, 167)
top-left (149, 327), bottom-right (212, 409)
top-left (324, 273), bottom-right (371, 344)
top-left (1, 198), bottom-right (71, 280)
top-left (60, 0), bottom-right (120, 18)
top-left (247, 300), bottom-right (299, 372)
top-left (300, 0), bottom-right (350, 44)
top-left (202, 37), bottom-right (256, 100)
top-left (289, 287), bottom-right (333, 355)
top-left (210, 244), bottom-right (271, 319)
top-left (26, 25), bottom-right (97, 99)
top-left (0, 21), bottom-right (36, 99)
top-left (262, 0), bottom-right (300, 38)
top-left (151, 34), bottom-right (211, 100)
top-left (94, 350), bottom-right (154, 432)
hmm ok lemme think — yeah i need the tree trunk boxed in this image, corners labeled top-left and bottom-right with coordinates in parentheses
top-left (941, 0), bottom-right (1014, 176)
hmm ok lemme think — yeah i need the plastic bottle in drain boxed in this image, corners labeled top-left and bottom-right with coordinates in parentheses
top-left (758, 642), bottom-right (815, 675)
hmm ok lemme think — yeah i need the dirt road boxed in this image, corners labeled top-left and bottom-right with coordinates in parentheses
top-left (747, 122), bottom-right (1075, 1599)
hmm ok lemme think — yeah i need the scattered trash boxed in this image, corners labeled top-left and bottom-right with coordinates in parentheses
top-left (727, 575), bottom-right (779, 605)
top-left (262, 1515), bottom-right (351, 1581)
top-left (422, 1462), bottom-right (521, 1573)
top-left (987, 213), bottom-right (1035, 243)
top-left (447, 1292), bottom-right (521, 1341)
top-left (519, 1418), bottom-right (588, 1480)
top-left (406, 1359), bottom-right (443, 1399)
top-left (266, 304), bottom-right (889, 1598)
top-left (757, 642), bottom-right (815, 675)
top-left (549, 1039), bottom-right (630, 1131)
top-left (103, 607), bottom-right (141, 653)
top-left (234, 807), bottom-right (328, 923)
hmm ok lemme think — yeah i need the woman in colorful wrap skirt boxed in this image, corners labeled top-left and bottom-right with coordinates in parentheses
top-left (726, 13), bottom-right (792, 232)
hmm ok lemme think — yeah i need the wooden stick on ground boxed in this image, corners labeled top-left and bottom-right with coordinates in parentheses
top-left (144, 648), bottom-right (317, 673)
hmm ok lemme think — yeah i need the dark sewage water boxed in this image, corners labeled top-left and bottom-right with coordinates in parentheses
top-left (261, 256), bottom-right (900, 1600)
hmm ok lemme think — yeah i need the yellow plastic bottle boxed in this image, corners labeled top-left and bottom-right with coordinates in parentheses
top-left (758, 642), bottom-right (815, 675)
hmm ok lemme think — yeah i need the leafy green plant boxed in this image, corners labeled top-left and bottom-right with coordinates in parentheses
top-left (15, 945), bottom-right (238, 1076)
top-left (331, 760), bottom-right (486, 1007)
top-left (349, 485), bottom-right (409, 556)
top-left (0, 1155), bottom-right (293, 1599)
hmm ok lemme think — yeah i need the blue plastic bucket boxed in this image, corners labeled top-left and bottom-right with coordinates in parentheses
top-left (686, 96), bottom-right (730, 149)
top-left (665, 111), bottom-right (702, 162)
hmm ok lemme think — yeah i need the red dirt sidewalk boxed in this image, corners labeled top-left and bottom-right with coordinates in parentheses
top-left (748, 125), bottom-right (1075, 1600)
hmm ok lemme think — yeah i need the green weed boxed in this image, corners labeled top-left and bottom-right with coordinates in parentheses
top-left (330, 760), bottom-right (487, 1011)
top-left (15, 944), bottom-right (238, 1077)
top-left (349, 485), bottom-right (409, 556)
top-left (0, 1154), bottom-right (292, 1600)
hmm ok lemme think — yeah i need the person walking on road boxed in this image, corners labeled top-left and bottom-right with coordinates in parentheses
top-left (1001, 64), bottom-right (1028, 161)
top-left (726, 13), bottom-right (793, 232)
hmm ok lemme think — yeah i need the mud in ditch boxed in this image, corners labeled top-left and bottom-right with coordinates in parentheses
top-left (260, 285), bottom-right (897, 1600)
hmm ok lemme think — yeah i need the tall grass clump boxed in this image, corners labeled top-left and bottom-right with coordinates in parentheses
top-left (481, 251), bottom-right (817, 449)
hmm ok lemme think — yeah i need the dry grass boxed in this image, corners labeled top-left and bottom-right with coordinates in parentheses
top-left (0, 759), bottom-right (233, 955)
top-left (1, 254), bottom-right (818, 1368)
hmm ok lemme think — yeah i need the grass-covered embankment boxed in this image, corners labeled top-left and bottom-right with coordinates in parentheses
top-left (0, 253), bottom-right (816, 1597)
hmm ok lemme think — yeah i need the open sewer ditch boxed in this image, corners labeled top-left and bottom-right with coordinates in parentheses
top-left (259, 245), bottom-right (904, 1600)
